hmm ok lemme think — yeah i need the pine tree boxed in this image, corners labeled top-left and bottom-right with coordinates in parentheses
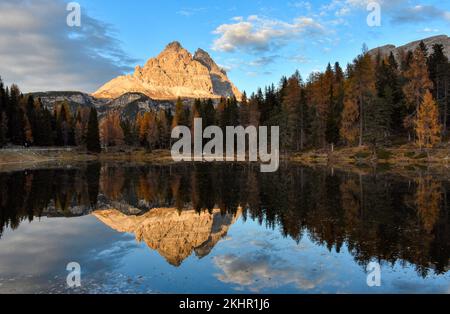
top-left (203, 98), bottom-right (216, 127)
top-left (282, 73), bottom-right (301, 151)
top-left (428, 44), bottom-right (450, 135)
top-left (86, 107), bottom-right (101, 153)
top-left (157, 109), bottom-right (170, 148)
top-left (121, 119), bottom-right (137, 146)
top-left (0, 78), bottom-right (6, 147)
top-left (8, 84), bottom-right (25, 145)
top-left (239, 92), bottom-right (249, 127)
top-left (39, 108), bottom-right (54, 146)
top-left (248, 93), bottom-right (261, 128)
top-left (414, 90), bottom-right (441, 150)
top-left (386, 52), bottom-right (406, 134)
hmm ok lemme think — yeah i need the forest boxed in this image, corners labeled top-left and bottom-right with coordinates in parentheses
top-left (0, 41), bottom-right (449, 155)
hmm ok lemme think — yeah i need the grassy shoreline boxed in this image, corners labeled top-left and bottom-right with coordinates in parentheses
top-left (1, 146), bottom-right (450, 173)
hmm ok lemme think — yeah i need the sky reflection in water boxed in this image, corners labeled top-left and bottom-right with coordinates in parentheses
top-left (0, 163), bottom-right (449, 293)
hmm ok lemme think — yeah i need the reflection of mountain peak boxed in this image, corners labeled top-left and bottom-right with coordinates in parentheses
top-left (93, 208), bottom-right (241, 266)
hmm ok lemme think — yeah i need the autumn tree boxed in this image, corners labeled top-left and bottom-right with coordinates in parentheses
top-left (340, 53), bottom-right (376, 147)
top-left (348, 47), bottom-right (377, 146)
top-left (415, 176), bottom-right (442, 234)
top-left (340, 97), bottom-right (360, 145)
top-left (100, 111), bottom-right (125, 147)
top-left (403, 47), bottom-right (433, 140)
top-left (414, 90), bottom-right (441, 151)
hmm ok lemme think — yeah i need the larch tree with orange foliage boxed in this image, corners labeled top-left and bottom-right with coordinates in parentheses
top-left (414, 90), bottom-right (441, 151)
top-left (403, 46), bottom-right (433, 139)
top-left (100, 111), bottom-right (124, 147)
top-left (340, 97), bottom-right (360, 146)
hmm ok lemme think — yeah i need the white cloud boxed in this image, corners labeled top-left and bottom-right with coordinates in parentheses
top-left (212, 15), bottom-right (326, 53)
top-left (0, 0), bottom-right (136, 93)
top-left (214, 253), bottom-right (327, 292)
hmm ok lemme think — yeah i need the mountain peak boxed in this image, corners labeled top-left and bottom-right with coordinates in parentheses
top-left (165, 41), bottom-right (183, 51)
top-left (93, 42), bottom-right (242, 100)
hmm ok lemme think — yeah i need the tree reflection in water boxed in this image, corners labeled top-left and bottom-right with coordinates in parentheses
top-left (0, 163), bottom-right (448, 276)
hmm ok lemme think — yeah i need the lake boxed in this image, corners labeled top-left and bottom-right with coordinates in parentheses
top-left (0, 163), bottom-right (448, 293)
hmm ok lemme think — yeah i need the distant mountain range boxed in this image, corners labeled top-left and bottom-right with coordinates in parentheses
top-left (368, 35), bottom-right (450, 60)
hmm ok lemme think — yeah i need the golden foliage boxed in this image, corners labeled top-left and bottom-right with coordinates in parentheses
top-left (340, 98), bottom-right (359, 145)
top-left (415, 176), bottom-right (442, 233)
top-left (100, 111), bottom-right (124, 147)
top-left (403, 47), bottom-right (433, 111)
top-left (414, 90), bottom-right (441, 149)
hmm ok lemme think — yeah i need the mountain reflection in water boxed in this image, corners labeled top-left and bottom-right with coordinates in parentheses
top-left (93, 208), bottom-right (240, 266)
top-left (0, 163), bottom-right (449, 280)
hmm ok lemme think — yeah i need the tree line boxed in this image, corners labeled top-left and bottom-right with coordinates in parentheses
top-left (0, 81), bottom-right (101, 152)
top-left (240, 41), bottom-right (449, 153)
top-left (1, 41), bottom-right (449, 154)
top-left (131, 41), bottom-right (450, 153)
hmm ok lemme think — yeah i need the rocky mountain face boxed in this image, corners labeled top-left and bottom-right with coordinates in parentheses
top-left (93, 41), bottom-right (242, 100)
top-left (33, 91), bottom-right (176, 120)
top-left (94, 208), bottom-right (241, 266)
top-left (369, 35), bottom-right (450, 60)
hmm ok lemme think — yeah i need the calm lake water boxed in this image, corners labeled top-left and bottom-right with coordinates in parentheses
top-left (0, 163), bottom-right (448, 294)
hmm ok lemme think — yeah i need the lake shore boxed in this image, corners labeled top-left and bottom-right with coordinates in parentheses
top-left (0, 148), bottom-right (174, 172)
top-left (1, 145), bottom-right (450, 174)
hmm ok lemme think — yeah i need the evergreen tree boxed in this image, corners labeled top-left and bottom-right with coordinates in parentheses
top-left (38, 108), bottom-right (54, 146)
top-left (428, 44), bottom-right (450, 135)
top-left (0, 78), bottom-right (6, 147)
top-left (8, 85), bottom-right (25, 145)
top-left (121, 119), bottom-right (138, 146)
top-left (239, 92), bottom-right (249, 126)
top-left (282, 73), bottom-right (301, 151)
top-left (86, 107), bottom-right (101, 153)
top-left (203, 98), bottom-right (216, 127)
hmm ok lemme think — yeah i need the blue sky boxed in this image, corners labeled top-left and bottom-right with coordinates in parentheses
top-left (0, 0), bottom-right (449, 94)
